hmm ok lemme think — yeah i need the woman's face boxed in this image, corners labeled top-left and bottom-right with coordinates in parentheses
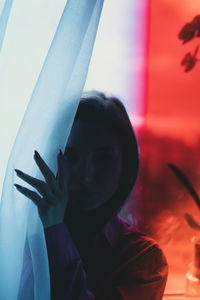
top-left (63, 118), bottom-right (123, 211)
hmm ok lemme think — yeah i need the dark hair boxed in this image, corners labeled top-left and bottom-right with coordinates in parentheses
top-left (71, 91), bottom-right (139, 228)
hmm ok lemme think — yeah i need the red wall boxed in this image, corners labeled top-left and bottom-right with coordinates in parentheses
top-left (125, 0), bottom-right (200, 292)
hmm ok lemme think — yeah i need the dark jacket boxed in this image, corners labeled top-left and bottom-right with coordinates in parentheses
top-left (44, 215), bottom-right (168, 299)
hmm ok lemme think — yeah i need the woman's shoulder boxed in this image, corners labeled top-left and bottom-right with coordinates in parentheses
top-left (117, 216), bottom-right (166, 260)
top-left (118, 216), bottom-right (157, 248)
top-left (104, 217), bottom-right (168, 299)
top-left (113, 216), bottom-right (168, 281)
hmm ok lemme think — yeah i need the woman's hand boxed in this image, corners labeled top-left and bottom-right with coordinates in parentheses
top-left (14, 150), bottom-right (68, 228)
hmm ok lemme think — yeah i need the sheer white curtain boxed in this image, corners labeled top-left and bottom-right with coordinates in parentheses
top-left (0, 0), bottom-right (104, 299)
top-left (0, 0), bottom-right (13, 51)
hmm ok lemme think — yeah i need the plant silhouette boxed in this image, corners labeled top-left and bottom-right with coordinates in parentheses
top-left (169, 163), bottom-right (200, 231)
top-left (179, 15), bottom-right (200, 72)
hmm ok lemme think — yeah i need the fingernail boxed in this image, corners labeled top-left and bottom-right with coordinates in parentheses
top-left (15, 169), bottom-right (23, 176)
top-left (14, 184), bottom-right (22, 189)
top-left (34, 150), bottom-right (40, 158)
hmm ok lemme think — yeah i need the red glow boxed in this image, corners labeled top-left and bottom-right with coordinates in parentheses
top-left (147, 0), bottom-right (200, 138)
top-left (143, 0), bottom-right (200, 295)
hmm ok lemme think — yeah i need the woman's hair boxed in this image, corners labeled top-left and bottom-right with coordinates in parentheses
top-left (72, 91), bottom-right (139, 227)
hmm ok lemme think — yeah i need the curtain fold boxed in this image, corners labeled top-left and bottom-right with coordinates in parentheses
top-left (0, 0), bottom-right (104, 299)
top-left (0, 0), bottom-right (13, 51)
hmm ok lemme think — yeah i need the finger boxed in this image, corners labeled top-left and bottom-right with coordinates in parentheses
top-left (61, 156), bottom-right (69, 194)
top-left (15, 169), bottom-right (45, 192)
top-left (15, 169), bottom-right (56, 205)
top-left (14, 184), bottom-right (47, 208)
top-left (57, 150), bottom-right (68, 194)
top-left (57, 150), bottom-right (64, 190)
top-left (34, 150), bottom-right (59, 194)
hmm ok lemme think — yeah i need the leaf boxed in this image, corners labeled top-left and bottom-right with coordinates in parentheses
top-left (181, 52), bottom-right (192, 65)
top-left (184, 58), bottom-right (197, 72)
top-left (193, 45), bottom-right (199, 57)
top-left (184, 213), bottom-right (200, 230)
top-left (178, 23), bottom-right (196, 44)
top-left (168, 163), bottom-right (200, 209)
top-left (192, 15), bottom-right (200, 28)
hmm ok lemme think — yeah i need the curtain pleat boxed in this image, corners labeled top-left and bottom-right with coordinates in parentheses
top-left (0, 1), bottom-right (104, 299)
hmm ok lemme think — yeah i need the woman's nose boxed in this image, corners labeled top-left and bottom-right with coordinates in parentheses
top-left (74, 159), bottom-right (93, 185)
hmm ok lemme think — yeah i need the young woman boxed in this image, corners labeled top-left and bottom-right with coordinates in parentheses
top-left (15, 91), bottom-right (168, 299)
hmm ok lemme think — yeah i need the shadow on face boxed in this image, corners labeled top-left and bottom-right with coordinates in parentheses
top-left (63, 119), bottom-right (123, 211)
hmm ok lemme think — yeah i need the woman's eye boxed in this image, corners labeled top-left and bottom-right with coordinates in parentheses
top-left (92, 153), bottom-right (113, 163)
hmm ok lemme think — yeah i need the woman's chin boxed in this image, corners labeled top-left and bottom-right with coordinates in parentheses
top-left (68, 189), bottom-right (109, 211)
top-left (68, 195), bottom-right (102, 211)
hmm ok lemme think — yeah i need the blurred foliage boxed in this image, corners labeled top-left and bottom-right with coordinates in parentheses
top-left (121, 127), bottom-right (200, 241)
top-left (179, 15), bottom-right (200, 72)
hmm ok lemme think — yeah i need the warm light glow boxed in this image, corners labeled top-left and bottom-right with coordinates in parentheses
top-left (146, 0), bottom-right (200, 295)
